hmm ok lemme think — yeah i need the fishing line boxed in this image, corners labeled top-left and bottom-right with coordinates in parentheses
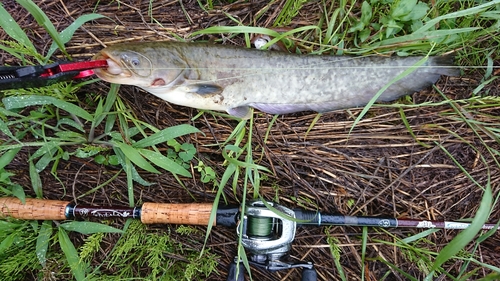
top-left (115, 65), bottom-right (475, 87)
top-left (124, 65), bottom-right (479, 71)
top-left (247, 216), bottom-right (274, 237)
top-left (104, 50), bottom-right (497, 72)
top-left (102, 50), bottom-right (496, 87)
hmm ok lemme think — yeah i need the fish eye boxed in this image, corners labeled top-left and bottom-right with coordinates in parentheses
top-left (120, 51), bottom-right (152, 77)
top-left (131, 58), bottom-right (140, 66)
top-left (120, 54), bottom-right (140, 67)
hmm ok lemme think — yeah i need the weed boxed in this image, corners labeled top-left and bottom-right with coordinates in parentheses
top-left (79, 232), bottom-right (105, 262)
top-left (0, 1), bottom-right (211, 280)
top-left (1, 0), bottom-right (499, 280)
top-left (99, 220), bottom-right (217, 281)
top-left (325, 227), bottom-right (347, 281)
top-left (194, 160), bottom-right (217, 184)
top-left (274, 0), bottom-right (309, 27)
top-left (0, 220), bottom-right (40, 281)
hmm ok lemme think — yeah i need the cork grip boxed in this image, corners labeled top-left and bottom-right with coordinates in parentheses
top-left (141, 202), bottom-right (214, 225)
top-left (0, 197), bottom-right (69, 220)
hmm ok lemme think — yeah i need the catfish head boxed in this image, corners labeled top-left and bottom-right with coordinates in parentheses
top-left (93, 42), bottom-right (230, 115)
top-left (93, 42), bottom-right (191, 89)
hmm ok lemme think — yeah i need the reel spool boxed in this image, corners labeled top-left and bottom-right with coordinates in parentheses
top-left (247, 215), bottom-right (274, 238)
top-left (238, 201), bottom-right (296, 255)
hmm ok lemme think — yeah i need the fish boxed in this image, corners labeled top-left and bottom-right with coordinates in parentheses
top-left (93, 41), bottom-right (459, 119)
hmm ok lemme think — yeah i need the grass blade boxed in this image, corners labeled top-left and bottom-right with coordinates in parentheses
top-left (11, 184), bottom-right (26, 203)
top-left (429, 184), bottom-right (492, 275)
top-left (0, 232), bottom-right (17, 254)
top-left (399, 108), bottom-right (431, 148)
top-left (57, 118), bottom-right (85, 133)
top-left (191, 26), bottom-right (281, 38)
top-left (414, 1), bottom-right (500, 33)
top-left (361, 226), bottom-right (368, 281)
top-left (35, 221), bottom-right (52, 267)
top-left (92, 83), bottom-right (119, 135)
top-left (138, 149), bottom-right (192, 177)
top-left (202, 163), bottom-right (236, 255)
top-left (378, 27), bottom-right (480, 47)
top-left (477, 273), bottom-right (500, 281)
top-left (0, 44), bottom-right (24, 61)
top-left (3, 95), bottom-right (93, 121)
top-left (29, 141), bottom-right (59, 162)
top-left (0, 148), bottom-right (21, 171)
top-left (60, 221), bottom-right (123, 235)
top-left (29, 141), bottom-right (59, 172)
top-left (112, 146), bottom-right (152, 187)
top-left (58, 227), bottom-right (86, 281)
top-left (374, 256), bottom-right (419, 281)
top-left (222, 145), bottom-right (271, 172)
top-left (133, 124), bottom-right (201, 148)
top-left (400, 228), bottom-right (441, 244)
top-left (45, 13), bottom-right (105, 60)
top-left (124, 157), bottom-right (135, 207)
top-left (0, 3), bottom-right (36, 55)
top-left (350, 56), bottom-right (428, 134)
top-left (15, 0), bottom-right (69, 58)
top-left (113, 142), bottom-right (160, 174)
top-left (29, 158), bottom-right (43, 198)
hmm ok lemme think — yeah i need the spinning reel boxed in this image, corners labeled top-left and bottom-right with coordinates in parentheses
top-left (227, 201), bottom-right (318, 281)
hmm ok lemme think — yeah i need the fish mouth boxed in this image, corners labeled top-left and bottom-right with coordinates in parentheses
top-left (93, 51), bottom-right (132, 78)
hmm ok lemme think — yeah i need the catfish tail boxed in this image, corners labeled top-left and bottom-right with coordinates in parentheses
top-left (428, 55), bottom-right (460, 77)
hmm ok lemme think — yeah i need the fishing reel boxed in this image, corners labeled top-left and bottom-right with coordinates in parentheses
top-left (227, 201), bottom-right (318, 281)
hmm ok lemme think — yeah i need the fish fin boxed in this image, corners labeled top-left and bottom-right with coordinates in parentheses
top-left (184, 83), bottom-right (223, 96)
top-left (227, 106), bottom-right (252, 119)
top-left (427, 55), bottom-right (460, 77)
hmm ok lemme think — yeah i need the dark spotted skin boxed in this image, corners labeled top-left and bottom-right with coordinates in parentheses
top-left (94, 41), bottom-right (459, 118)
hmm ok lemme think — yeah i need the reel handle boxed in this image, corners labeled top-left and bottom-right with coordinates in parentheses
top-left (227, 260), bottom-right (245, 281)
top-left (302, 267), bottom-right (318, 281)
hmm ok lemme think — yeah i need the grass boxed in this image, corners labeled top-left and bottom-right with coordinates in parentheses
top-left (0, 0), bottom-right (499, 280)
top-left (0, 1), bottom-right (214, 279)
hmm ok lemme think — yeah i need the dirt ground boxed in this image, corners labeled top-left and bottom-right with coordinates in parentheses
top-left (1, 0), bottom-right (499, 280)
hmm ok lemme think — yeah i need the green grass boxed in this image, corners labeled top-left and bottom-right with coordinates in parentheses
top-left (194, 0), bottom-right (500, 280)
top-left (0, 1), bottom-right (218, 280)
top-left (1, 0), bottom-right (500, 280)
top-left (87, 221), bottom-right (217, 281)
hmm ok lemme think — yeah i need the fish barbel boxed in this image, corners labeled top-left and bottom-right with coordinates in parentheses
top-left (93, 41), bottom-right (459, 118)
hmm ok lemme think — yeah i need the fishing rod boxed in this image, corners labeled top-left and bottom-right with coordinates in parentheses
top-left (1, 197), bottom-right (498, 281)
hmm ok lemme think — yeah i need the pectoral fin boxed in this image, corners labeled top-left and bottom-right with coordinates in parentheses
top-left (184, 83), bottom-right (223, 96)
top-left (227, 106), bottom-right (252, 119)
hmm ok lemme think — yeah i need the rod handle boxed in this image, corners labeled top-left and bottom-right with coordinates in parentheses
top-left (141, 202), bottom-right (214, 225)
top-left (0, 197), bottom-right (70, 220)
